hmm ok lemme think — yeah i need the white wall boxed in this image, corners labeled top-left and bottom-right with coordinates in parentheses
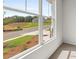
top-left (16, 0), bottom-right (63, 59)
top-left (62, 0), bottom-right (76, 45)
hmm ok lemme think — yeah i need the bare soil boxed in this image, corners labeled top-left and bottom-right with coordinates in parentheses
top-left (3, 36), bottom-right (38, 59)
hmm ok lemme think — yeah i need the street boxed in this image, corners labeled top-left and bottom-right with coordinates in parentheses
top-left (3, 26), bottom-right (50, 40)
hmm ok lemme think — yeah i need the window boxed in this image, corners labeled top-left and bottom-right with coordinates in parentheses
top-left (27, 0), bottom-right (39, 14)
top-left (3, 0), bottom-right (56, 59)
top-left (3, 10), bottom-right (39, 59)
top-left (42, 0), bottom-right (54, 42)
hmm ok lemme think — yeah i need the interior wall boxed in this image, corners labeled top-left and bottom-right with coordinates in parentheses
top-left (62, 0), bottom-right (76, 45)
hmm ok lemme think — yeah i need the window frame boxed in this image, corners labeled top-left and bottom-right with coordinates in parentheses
top-left (3, 0), bottom-right (56, 58)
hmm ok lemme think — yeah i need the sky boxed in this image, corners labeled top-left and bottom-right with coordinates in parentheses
top-left (4, 0), bottom-right (54, 17)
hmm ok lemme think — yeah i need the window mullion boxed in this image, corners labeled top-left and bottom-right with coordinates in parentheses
top-left (51, 0), bottom-right (56, 39)
top-left (3, 6), bottom-right (39, 15)
top-left (39, 0), bottom-right (43, 45)
top-left (51, 4), bottom-right (54, 38)
top-left (25, 0), bottom-right (27, 11)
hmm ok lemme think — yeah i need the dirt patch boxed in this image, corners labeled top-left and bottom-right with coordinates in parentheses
top-left (3, 36), bottom-right (38, 59)
top-left (3, 22), bottom-right (29, 31)
top-left (3, 23), bottom-right (23, 32)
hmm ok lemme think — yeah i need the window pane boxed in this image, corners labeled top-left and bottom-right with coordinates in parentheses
top-left (42, 0), bottom-right (51, 16)
top-left (43, 16), bottom-right (53, 42)
top-left (3, 10), bottom-right (39, 58)
top-left (42, 0), bottom-right (54, 42)
top-left (27, 0), bottom-right (39, 14)
top-left (4, 0), bottom-right (25, 11)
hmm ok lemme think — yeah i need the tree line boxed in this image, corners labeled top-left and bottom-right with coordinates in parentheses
top-left (3, 16), bottom-right (38, 25)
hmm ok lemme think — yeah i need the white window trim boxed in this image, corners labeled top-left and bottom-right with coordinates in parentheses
top-left (38, 0), bottom-right (44, 45)
top-left (3, 6), bottom-right (39, 16)
top-left (9, 37), bottom-right (56, 59)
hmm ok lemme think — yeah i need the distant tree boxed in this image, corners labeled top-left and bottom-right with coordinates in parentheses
top-left (33, 16), bottom-right (38, 19)
top-left (3, 17), bottom-right (15, 25)
top-left (25, 16), bottom-right (33, 22)
top-left (13, 16), bottom-right (25, 22)
top-left (3, 15), bottom-right (34, 25)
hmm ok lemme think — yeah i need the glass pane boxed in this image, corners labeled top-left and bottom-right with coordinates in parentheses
top-left (42, 0), bottom-right (51, 16)
top-left (42, 0), bottom-right (54, 42)
top-left (27, 0), bottom-right (39, 14)
top-left (3, 10), bottom-right (39, 58)
top-left (4, 0), bottom-right (25, 11)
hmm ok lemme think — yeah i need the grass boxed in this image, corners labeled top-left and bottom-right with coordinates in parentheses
top-left (3, 22), bottom-right (38, 31)
top-left (3, 48), bottom-right (10, 54)
top-left (23, 22), bottom-right (38, 28)
top-left (44, 19), bottom-right (51, 25)
top-left (3, 19), bottom-right (51, 31)
top-left (3, 18), bottom-right (15, 25)
top-left (3, 35), bottom-right (34, 53)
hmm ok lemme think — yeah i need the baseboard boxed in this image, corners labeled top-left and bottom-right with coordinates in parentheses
top-left (63, 40), bottom-right (76, 45)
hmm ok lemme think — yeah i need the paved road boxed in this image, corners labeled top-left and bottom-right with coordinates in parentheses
top-left (3, 26), bottom-right (50, 40)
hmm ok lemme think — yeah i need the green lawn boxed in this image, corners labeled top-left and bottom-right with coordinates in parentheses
top-left (23, 20), bottom-right (51, 28)
top-left (44, 19), bottom-right (51, 25)
top-left (4, 19), bottom-right (51, 31)
top-left (25, 19), bottom-right (51, 28)
top-left (23, 22), bottom-right (38, 28)
top-left (3, 35), bottom-right (34, 53)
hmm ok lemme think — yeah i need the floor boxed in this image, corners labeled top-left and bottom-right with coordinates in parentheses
top-left (49, 43), bottom-right (76, 59)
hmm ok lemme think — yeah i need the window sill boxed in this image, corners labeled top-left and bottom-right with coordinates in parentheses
top-left (10, 37), bottom-right (56, 59)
